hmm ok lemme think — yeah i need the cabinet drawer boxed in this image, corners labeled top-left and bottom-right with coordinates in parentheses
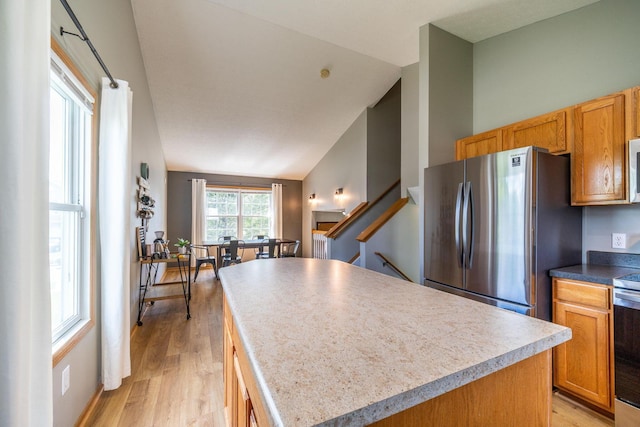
top-left (553, 278), bottom-right (611, 309)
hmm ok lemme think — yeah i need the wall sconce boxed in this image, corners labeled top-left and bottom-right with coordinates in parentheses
top-left (308, 193), bottom-right (316, 203)
top-left (335, 188), bottom-right (343, 196)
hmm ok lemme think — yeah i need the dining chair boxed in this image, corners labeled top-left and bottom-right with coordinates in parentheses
top-left (256, 238), bottom-right (279, 259)
top-left (221, 239), bottom-right (244, 267)
top-left (218, 235), bottom-right (237, 258)
top-left (280, 240), bottom-right (300, 258)
top-left (192, 244), bottom-right (218, 281)
top-left (252, 235), bottom-right (268, 257)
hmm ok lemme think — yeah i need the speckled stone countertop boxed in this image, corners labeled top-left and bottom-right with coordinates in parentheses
top-left (219, 258), bottom-right (571, 427)
top-left (549, 251), bottom-right (640, 285)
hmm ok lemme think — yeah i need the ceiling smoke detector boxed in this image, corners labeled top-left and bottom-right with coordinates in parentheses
top-left (320, 68), bottom-right (330, 79)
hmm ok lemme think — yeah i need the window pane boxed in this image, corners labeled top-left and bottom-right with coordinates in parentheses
top-left (243, 216), bottom-right (270, 239)
top-left (242, 193), bottom-right (270, 216)
top-left (206, 217), bottom-right (238, 241)
top-left (50, 210), bottom-right (80, 340)
top-left (49, 87), bottom-right (68, 204)
top-left (207, 191), bottom-right (238, 215)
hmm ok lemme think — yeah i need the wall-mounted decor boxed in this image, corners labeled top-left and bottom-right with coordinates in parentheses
top-left (140, 162), bottom-right (149, 179)
top-left (136, 174), bottom-right (155, 228)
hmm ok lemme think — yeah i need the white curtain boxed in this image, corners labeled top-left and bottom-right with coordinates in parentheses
top-left (99, 78), bottom-right (133, 390)
top-left (0, 0), bottom-right (53, 425)
top-left (271, 183), bottom-right (283, 239)
top-left (191, 179), bottom-right (207, 265)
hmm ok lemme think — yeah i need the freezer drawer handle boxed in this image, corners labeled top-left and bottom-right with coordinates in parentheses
top-left (455, 182), bottom-right (464, 268)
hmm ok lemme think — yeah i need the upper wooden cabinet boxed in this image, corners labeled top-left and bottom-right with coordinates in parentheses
top-left (455, 84), bottom-right (640, 205)
top-left (456, 108), bottom-right (572, 160)
top-left (503, 108), bottom-right (572, 154)
top-left (455, 129), bottom-right (502, 160)
top-left (633, 86), bottom-right (640, 138)
top-left (571, 93), bottom-right (626, 205)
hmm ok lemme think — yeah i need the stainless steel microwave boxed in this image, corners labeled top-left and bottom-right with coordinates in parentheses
top-left (629, 138), bottom-right (640, 203)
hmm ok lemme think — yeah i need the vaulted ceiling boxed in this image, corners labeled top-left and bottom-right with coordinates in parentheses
top-left (131, 0), bottom-right (598, 180)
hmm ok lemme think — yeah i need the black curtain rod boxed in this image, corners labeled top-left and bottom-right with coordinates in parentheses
top-left (187, 179), bottom-right (286, 188)
top-left (58, 0), bottom-right (119, 89)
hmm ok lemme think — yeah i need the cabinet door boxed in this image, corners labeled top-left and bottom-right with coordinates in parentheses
top-left (234, 353), bottom-right (252, 427)
top-left (553, 300), bottom-right (612, 409)
top-left (455, 129), bottom-right (502, 160)
top-left (571, 93), bottom-right (626, 205)
top-left (224, 322), bottom-right (233, 417)
top-left (503, 109), bottom-right (572, 154)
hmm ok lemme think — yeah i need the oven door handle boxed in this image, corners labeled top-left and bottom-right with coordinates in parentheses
top-left (615, 289), bottom-right (640, 308)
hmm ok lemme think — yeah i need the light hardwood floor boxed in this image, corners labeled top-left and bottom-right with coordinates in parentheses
top-left (84, 266), bottom-right (614, 427)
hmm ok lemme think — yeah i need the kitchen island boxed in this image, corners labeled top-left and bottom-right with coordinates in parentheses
top-left (219, 258), bottom-right (571, 426)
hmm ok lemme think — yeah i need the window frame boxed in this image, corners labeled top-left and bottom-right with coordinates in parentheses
top-left (50, 39), bottom-right (96, 367)
top-left (205, 186), bottom-right (273, 241)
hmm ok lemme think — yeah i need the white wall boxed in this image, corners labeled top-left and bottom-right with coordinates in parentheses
top-left (50, 0), bottom-right (164, 425)
top-left (302, 111), bottom-right (367, 257)
top-left (473, 0), bottom-right (640, 257)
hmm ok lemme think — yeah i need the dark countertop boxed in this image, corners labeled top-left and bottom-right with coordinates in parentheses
top-left (549, 251), bottom-right (640, 285)
top-left (549, 264), bottom-right (640, 285)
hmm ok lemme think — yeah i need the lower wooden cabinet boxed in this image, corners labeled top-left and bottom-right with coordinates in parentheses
top-left (552, 278), bottom-right (614, 414)
top-left (223, 295), bottom-right (267, 427)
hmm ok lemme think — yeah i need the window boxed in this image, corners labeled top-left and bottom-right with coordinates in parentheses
top-left (205, 188), bottom-right (272, 240)
top-left (49, 45), bottom-right (95, 361)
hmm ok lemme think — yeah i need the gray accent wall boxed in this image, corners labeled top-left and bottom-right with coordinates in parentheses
top-left (367, 80), bottom-right (401, 197)
top-left (472, 0), bottom-right (640, 257)
top-left (166, 172), bottom-right (302, 251)
top-left (50, 0), bottom-right (165, 425)
top-left (401, 62), bottom-right (420, 195)
top-left (427, 25), bottom-right (473, 167)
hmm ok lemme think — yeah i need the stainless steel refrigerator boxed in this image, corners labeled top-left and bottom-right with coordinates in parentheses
top-left (424, 146), bottom-right (582, 321)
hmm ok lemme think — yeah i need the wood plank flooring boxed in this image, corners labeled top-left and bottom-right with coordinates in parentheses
top-left (84, 266), bottom-right (614, 427)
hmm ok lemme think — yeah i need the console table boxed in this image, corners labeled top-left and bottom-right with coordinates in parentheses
top-left (136, 252), bottom-right (191, 326)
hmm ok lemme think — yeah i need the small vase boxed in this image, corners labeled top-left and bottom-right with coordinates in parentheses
top-left (178, 246), bottom-right (187, 255)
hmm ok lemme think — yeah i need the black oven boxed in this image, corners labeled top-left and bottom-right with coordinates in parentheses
top-left (613, 275), bottom-right (640, 426)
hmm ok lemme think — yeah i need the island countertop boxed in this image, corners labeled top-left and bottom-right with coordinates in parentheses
top-left (219, 258), bottom-right (571, 426)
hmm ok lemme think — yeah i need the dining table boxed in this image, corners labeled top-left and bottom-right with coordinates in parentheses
top-left (202, 238), bottom-right (295, 276)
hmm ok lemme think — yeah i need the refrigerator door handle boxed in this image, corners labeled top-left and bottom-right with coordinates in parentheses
top-left (462, 181), bottom-right (474, 269)
top-left (455, 182), bottom-right (464, 268)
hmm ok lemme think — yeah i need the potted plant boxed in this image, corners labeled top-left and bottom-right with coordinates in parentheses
top-left (174, 238), bottom-right (190, 254)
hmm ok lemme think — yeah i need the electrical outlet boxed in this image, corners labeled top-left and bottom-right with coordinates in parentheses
top-left (62, 365), bottom-right (70, 395)
top-left (612, 233), bottom-right (627, 249)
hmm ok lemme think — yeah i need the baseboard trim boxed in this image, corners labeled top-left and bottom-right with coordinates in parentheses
top-left (75, 384), bottom-right (104, 427)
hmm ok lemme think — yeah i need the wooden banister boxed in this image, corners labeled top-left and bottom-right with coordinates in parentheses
top-left (356, 197), bottom-right (409, 243)
top-left (347, 252), bottom-right (360, 264)
top-left (325, 179), bottom-right (401, 239)
top-left (324, 202), bottom-right (369, 239)
top-left (374, 252), bottom-right (413, 282)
